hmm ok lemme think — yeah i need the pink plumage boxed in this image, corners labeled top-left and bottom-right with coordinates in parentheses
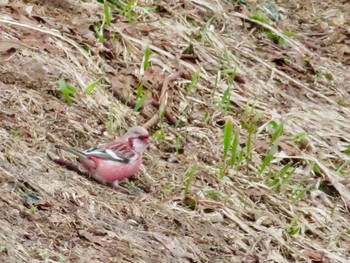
top-left (57, 126), bottom-right (149, 186)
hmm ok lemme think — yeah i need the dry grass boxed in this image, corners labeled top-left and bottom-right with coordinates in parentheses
top-left (1, 0), bottom-right (350, 262)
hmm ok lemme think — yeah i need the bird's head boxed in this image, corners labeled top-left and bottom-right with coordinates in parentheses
top-left (125, 126), bottom-right (150, 153)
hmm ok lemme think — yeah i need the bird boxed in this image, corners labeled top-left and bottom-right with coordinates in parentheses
top-left (56, 126), bottom-right (150, 187)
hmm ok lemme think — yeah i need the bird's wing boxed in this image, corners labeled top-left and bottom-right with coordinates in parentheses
top-left (83, 147), bottom-right (134, 163)
top-left (56, 145), bottom-right (86, 158)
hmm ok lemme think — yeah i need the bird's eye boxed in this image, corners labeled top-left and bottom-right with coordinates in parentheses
top-left (138, 135), bottom-right (149, 141)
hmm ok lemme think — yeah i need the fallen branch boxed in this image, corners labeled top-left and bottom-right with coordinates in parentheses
top-left (143, 68), bottom-right (183, 129)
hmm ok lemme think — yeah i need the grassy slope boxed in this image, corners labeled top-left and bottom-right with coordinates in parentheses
top-left (0, 0), bottom-right (350, 262)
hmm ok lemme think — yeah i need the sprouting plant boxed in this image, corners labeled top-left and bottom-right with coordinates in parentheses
top-left (343, 146), bottom-right (350, 155)
top-left (133, 83), bottom-right (148, 112)
top-left (267, 163), bottom-right (295, 191)
top-left (187, 70), bottom-right (200, 92)
top-left (175, 136), bottom-right (182, 154)
top-left (291, 131), bottom-right (307, 144)
top-left (230, 130), bottom-right (240, 166)
top-left (241, 104), bottom-right (261, 161)
top-left (28, 205), bottom-right (38, 214)
top-left (142, 46), bottom-right (151, 72)
top-left (200, 15), bottom-right (216, 42)
top-left (133, 93), bottom-right (148, 112)
top-left (337, 99), bottom-right (349, 107)
top-left (107, 104), bottom-right (116, 134)
top-left (58, 79), bottom-right (77, 105)
top-left (203, 112), bottom-right (210, 123)
top-left (120, 0), bottom-right (137, 22)
top-left (103, 1), bottom-right (111, 25)
top-left (0, 244), bottom-right (7, 254)
top-left (84, 78), bottom-right (101, 94)
top-left (183, 163), bottom-right (198, 196)
top-left (292, 184), bottom-right (310, 203)
top-left (266, 30), bottom-right (296, 46)
top-left (202, 187), bottom-right (225, 201)
top-left (249, 10), bottom-right (270, 24)
top-left (93, 23), bottom-right (104, 42)
top-left (287, 216), bottom-right (301, 235)
top-left (267, 120), bottom-right (284, 144)
top-left (162, 183), bottom-right (176, 195)
top-left (215, 69), bottom-right (237, 110)
top-left (223, 118), bottom-right (234, 159)
top-left (258, 120), bottom-right (284, 175)
top-left (219, 85), bottom-right (231, 111)
top-left (220, 118), bottom-right (242, 177)
top-left (94, 1), bottom-right (112, 42)
top-left (211, 70), bottom-right (221, 98)
top-left (135, 82), bottom-right (144, 99)
top-left (152, 126), bottom-right (166, 140)
top-left (317, 70), bottom-right (334, 81)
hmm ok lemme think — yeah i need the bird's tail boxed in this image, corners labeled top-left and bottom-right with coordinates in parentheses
top-left (56, 145), bottom-right (86, 158)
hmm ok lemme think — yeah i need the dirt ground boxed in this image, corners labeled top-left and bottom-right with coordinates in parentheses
top-left (1, 0), bottom-right (350, 262)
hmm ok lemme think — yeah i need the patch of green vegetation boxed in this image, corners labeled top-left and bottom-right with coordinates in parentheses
top-left (183, 163), bottom-right (198, 196)
top-left (133, 82), bottom-right (148, 112)
top-left (152, 127), bottom-right (166, 140)
top-left (200, 15), bottom-right (216, 43)
top-left (291, 184), bottom-right (310, 203)
top-left (337, 99), bottom-right (349, 107)
top-left (187, 70), bottom-right (200, 92)
top-left (317, 70), bottom-right (334, 81)
top-left (28, 205), bottom-right (38, 214)
top-left (343, 146), bottom-right (350, 155)
top-left (291, 131), bottom-right (307, 144)
top-left (104, 1), bottom-right (111, 25)
top-left (241, 104), bottom-right (262, 161)
top-left (84, 78), bottom-right (101, 94)
top-left (162, 183), bottom-right (176, 195)
top-left (218, 86), bottom-right (232, 111)
top-left (202, 187), bottom-right (225, 201)
top-left (223, 118), bottom-right (234, 159)
top-left (258, 120), bottom-right (284, 175)
top-left (287, 216), bottom-right (302, 235)
top-left (266, 30), bottom-right (296, 46)
top-left (58, 79), bottom-right (77, 105)
top-left (142, 46), bottom-right (151, 71)
top-left (0, 244), bottom-right (7, 254)
top-left (203, 112), bottom-right (210, 123)
top-left (250, 9), bottom-right (296, 46)
top-left (267, 163), bottom-right (295, 191)
top-left (250, 10), bottom-right (270, 24)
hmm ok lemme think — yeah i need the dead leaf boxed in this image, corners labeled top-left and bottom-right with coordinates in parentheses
top-left (303, 249), bottom-right (328, 263)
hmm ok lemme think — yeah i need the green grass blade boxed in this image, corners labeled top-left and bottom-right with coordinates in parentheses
top-left (59, 79), bottom-right (77, 105)
top-left (220, 86), bottom-right (231, 110)
top-left (271, 123), bottom-right (284, 143)
top-left (246, 129), bottom-right (253, 161)
top-left (258, 143), bottom-right (278, 175)
top-left (104, 1), bottom-right (111, 25)
top-left (133, 92), bottom-right (148, 112)
top-left (223, 118), bottom-right (233, 159)
top-left (143, 46), bottom-right (151, 70)
top-left (136, 82), bottom-right (143, 99)
top-left (211, 71), bottom-right (221, 98)
top-left (230, 131), bottom-right (239, 166)
top-left (121, 0), bottom-right (135, 14)
top-left (187, 70), bottom-right (200, 92)
top-left (184, 163), bottom-right (198, 196)
top-left (84, 78), bottom-right (100, 94)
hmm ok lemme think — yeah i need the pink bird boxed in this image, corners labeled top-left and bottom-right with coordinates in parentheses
top-left (57, 126), bottom-right (150, 187)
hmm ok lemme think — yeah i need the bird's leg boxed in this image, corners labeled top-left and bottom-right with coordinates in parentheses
top-left (112, 180), bottom-right (132, 194)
